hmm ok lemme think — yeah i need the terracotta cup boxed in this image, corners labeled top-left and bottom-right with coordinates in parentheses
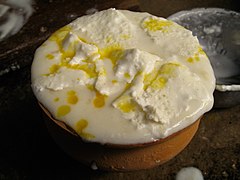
top-left (40, 103), bottom-right (201, 171)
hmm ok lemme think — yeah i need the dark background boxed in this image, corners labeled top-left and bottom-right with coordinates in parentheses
top-left (0, 0), bottom-right (239, 179)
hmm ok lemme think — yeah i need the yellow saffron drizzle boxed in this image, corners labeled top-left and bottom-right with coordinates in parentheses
top-left (47, 25), bottom-right (97, 78)
top-left (124, 72), bottom-right (131, 79)
top-left (54, 97), bottom-right (59, 102)
top-left (67, 90), bottom-right (78, 104)
top-left (76, 119), bottom-right (95, 139)
top-left (49, 64), bottom-right (60, 74)
top-left (93, 91), bottom-right (107, 108)
top-left (57, 105), bottom-right (71, 117)
top-left (99, 44), bottom-right (123, 66)
top-left (150, 77), bottom-right (167, 90)
top-left (46, 54), bottom-right (54, 60)
top-left (120, 34), bottom-right (131, 40)
top-left (49, 25), bottom-right (71, 45)
top-left (187, 47), bottom-right (206, 63)
top-left (159, 63), bottom-right (180, 75)
top-left (143, 67), bottom-right (159, 90)
top-left (143, 18), bottom-right (173, 32)
top-left (116, 95), bottom-right (136, 113)
top-left (144, 63), bottom-right (180, 90)
top-left (112, 79), bottom-right (118, 84)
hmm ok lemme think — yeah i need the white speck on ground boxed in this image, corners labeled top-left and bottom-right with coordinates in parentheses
top-left (176, 167), bottom-right (204, 180)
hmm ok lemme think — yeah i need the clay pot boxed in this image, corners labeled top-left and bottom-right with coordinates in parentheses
top-left (40, 103), bottom-right (200, 171)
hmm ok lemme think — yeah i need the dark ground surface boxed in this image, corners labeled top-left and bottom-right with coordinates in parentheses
top-left (0, 0), bottom-right (240, 179)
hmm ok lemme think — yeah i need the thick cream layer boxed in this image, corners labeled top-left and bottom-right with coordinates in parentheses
top-left (31, 9), bottom-right (215, 144)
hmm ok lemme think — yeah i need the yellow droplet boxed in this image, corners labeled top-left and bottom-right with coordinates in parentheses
top-left (124, 72), bottom-right (131, 79)
top-left (124, 83), bottom-right (131, 91)
top-left (112, 79), bottom-right (118, 84)
top-left (86, 84), bottom-right (94, 91)
top-left (159, 63), bottom-right (180, 75)
top-left (195, 56), bottom-right (200, 61)
top-left (49, 25), bottom-right (71, 43)
top-left (144, 67), bottom-right (159, 90)
top-left (99, 44), bottom-right (123, 66)
top-left (62, 48), bottom-right (76, 61)
top-left (120, 34), bottom-right (131, 40)
top-left (49, 64), bottom-right (60, 74)
top-left (93, 91), bottom-right (107, 108)
top-left (187, 47), bottom-right (206, 63)
top-left (57, 105), bottom-right (71, 117)
top-left (105, 35), bottom-right (113, 43)
top-left (67, 90), bottom-right (75, 95)
top-left (187, 57), bottom-right (194, 63)
top-left (78, 36), bottom-right (88, 43)
top-left (198, 46), bottom-right (206, 55)
top-left (62, 62), bottom-right (97, 78)
top-left (76, 119), bottom-right (95, 139)
top-left (67, 90), bottom-right (78, 105)
top-left (76, 119), bottom-right (88, 131)
top-left (116, 95), bottom-right (136, 113)
top-left (144, 63), bottom-right (179, 90)
top-left (99, 68), bottom-right (106, 76)
top-left (54, 97), bottom-right (59, 102)
top-left (46, 54), bottom-right (54, 60)
top-left (150, 77), bottom-right (167, 90)
top-left (143, 18), bottom-right (173, 32)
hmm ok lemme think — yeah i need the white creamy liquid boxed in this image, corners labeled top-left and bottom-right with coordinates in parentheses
top-left (31, 9), bottom-right (215, 145)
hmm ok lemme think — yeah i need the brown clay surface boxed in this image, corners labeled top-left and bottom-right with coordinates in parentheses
top-left (0, 0), bottom-right (239, 179)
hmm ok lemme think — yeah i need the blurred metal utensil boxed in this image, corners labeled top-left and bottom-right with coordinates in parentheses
top-left (168, 8), bottom-right (240, 107)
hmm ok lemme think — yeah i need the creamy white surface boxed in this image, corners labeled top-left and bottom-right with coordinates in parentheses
top-left (31, 9), bottom-right (215, 144)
